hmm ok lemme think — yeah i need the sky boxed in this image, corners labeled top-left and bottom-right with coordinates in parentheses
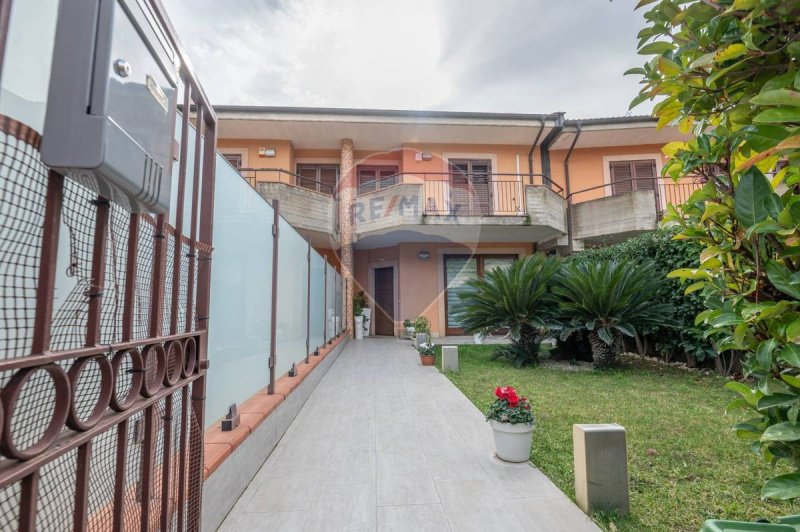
top-left (162, 0), bottom-right (654, 119)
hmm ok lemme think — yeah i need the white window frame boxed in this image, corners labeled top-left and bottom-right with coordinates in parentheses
top-left (219, 147), bottom-right (249, 170)
top-left (601, 153), bottom-right (664, 208)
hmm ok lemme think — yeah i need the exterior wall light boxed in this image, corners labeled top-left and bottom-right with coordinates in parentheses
top-left (259, 147), bottom-right (276, 157)
top-left (418, 251), bottom-right (431, 260)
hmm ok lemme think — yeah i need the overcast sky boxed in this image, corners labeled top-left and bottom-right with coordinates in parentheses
top-left (162, 0), bottom-right (653, 119)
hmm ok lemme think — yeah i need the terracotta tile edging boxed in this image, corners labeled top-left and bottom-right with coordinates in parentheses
top-left (202, 335), bottom-right (345, 478)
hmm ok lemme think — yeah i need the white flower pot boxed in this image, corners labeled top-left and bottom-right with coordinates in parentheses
top-left (474, 333), bottom-right (485, 344)
top-left (490, 420), bottom-right (533, 463)
top-left (404, 326), bottom-right (415, 339)
top-left (354, 316), bottom-right (364, 340)
top-left (362, 308), bottom-right (371, 337)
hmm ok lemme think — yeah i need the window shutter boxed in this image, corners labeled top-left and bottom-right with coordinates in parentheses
top-left (378, 168), bottom-right (398, 188)
top-left (632, 160), bottom-right (656, 191)
top-left (222, 153), bottom-right (242, 170)
top-left (470, 162), bottom-right (491, 215)
top-left (358, 168), bottom-right (377, 195)
top-left (319, 167), bottom-right (338, 194)
top-left (610, 162), bottom-right (633, 195)
top-left (297, 166), bottom-right (319, 191)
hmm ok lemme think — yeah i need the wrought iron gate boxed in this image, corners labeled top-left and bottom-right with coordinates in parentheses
top-left (0, 1), bottom-right (217, 529)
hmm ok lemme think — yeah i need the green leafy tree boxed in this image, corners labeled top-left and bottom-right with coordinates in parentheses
top-left (554, 260), bottom-right (677, 369)
top-left (455, 254), bottom-right (560, 367)
top-left (631, 0), bottom-right (800, 499)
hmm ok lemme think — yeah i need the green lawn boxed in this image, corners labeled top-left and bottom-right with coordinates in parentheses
top-left (435, 344), bottom-right (797, 532)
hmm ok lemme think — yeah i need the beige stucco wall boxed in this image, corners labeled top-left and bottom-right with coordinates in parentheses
top-left (549, 143), bottom-right (667, 203)
top-left (353, 242), bottom-right (534, 337)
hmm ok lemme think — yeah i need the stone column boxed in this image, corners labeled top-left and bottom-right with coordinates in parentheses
top-left (339, 138), bottom-right (355, 336)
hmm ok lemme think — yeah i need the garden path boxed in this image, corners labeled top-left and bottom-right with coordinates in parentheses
top-left (219, 337), bottom-right (599, 531)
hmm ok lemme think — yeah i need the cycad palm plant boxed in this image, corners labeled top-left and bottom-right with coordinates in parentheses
top-left (455, 254), bottom-right (561, 366)
top-left (553, 260), bottom-right (676, 370)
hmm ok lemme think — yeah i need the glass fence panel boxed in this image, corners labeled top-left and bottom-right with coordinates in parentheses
top-left (275, 217), bottom-right (309, 377)
top-left (206, 154), bottom-right (272, 427)
top-left (326, 263), bottom-right (336, 341)
top-left (309, 252), bottom-right (326, 351)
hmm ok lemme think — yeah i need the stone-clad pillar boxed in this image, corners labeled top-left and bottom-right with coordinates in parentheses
top-left (339, 138), bottom-right (355, 336)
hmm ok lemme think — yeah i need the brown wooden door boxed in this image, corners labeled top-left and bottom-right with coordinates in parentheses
top-left (374, 267), bottom-right (395, 336)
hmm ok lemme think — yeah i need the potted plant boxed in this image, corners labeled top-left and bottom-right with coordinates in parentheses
top-left (418, 342), bottom-right (436, 366)
top-left (402, 319), bottom-right (415, 339)
top-left (486, 386), bottom-right (534, 462)
top-left (354, 302), bottom-right (364, 340)
top-left (354, 291), bottom-right (370, 337)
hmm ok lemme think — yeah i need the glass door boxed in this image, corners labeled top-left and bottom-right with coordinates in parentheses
top-left (444, 254), bottom-right (516, 335)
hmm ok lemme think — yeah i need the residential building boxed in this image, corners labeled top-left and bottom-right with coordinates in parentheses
top-left (215, 106), bottom-right (694, 339)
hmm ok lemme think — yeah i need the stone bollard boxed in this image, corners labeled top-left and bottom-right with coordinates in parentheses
top-left (414, 333), bottom-right (428, 349)
top-left (573, 424), bottom-right (629, 516)
top-left (441, 345), bottom-right (459, 372)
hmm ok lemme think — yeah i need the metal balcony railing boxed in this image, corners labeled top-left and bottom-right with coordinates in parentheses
top-left (359, 172), bottom-right (562, 216)
top-left (237, 167), bottom-right (337, 197)
top-left (566, 176), bottom-right (705, 217)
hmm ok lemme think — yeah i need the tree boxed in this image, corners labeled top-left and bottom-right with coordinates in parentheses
top-left (631, 0), bottom-right (800, 499)
top-left (554, 260), bottom-right (676, 369)
top-left (455, 254), bottom-right (560, 366)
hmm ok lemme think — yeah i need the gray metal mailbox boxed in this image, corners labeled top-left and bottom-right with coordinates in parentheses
top-left (42, 0), bottom-right (179, 213)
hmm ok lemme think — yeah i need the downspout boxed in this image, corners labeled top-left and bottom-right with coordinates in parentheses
top-left (527, 118), bottom-right (545, 183)
top-left (539, 112), bottom-right (565, 187)
top-left (564, 123), bottom-right (582, 252)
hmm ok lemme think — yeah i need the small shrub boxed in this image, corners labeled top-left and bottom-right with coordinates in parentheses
top-left (554, 260), bottom-right (677, 370)
top-left (567, 227), bottom-right (714, 364)
top-left (486, 386), bottom-right (534, 425)
top-left (455, 254), bottom-right (561, 366)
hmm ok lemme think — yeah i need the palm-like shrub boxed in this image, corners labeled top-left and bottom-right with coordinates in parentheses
top-left (553, 260), bottom-right (676, 370)
top-left (455, 254), bottom-right (561, 366)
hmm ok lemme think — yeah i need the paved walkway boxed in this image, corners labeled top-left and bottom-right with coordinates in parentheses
top-left (219, 338), bottom-right (599, 531)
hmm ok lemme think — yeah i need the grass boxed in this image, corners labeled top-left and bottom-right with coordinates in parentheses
top-left (434, 344), bottom-right (797, 532)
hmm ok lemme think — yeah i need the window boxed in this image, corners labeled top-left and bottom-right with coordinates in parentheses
top-left (609, 160), bottom-right (656, 195)
top-left (449, 159), bottom-right (492, 215)
top-left (296, 164), bottom-right (339, 195)
top-left (357, 166), bottom-right (399, 195)
top-left (222, 153), bottom-right (242, 170)
top-left (444, 254), bottom-right (516, 334)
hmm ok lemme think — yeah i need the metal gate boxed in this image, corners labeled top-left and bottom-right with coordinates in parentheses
top-left (0, 1), bottom-right (216, 529)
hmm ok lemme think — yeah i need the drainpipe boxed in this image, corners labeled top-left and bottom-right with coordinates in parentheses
top-left (527, 119), bottom-right (545, 184)
top-left (564, 123), bottom-right (582, 252)
top-left (539, 113), bottom-right (565, 187)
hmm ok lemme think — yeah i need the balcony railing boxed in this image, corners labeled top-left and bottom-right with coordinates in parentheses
top-left (360, 172), bottom-right (562, 216)
top-left (566, 176), bottom-right (704, 217)
top-left (237, 167), bottom-right (337, 197)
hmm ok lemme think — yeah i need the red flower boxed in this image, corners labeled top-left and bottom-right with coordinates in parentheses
top-left (507, 391), bottom-right (519, 407)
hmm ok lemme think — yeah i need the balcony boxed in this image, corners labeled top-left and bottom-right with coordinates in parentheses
top-left (239, 168), bottom-right (340, 247)
top-left (353, 173), bottom-right (567, 248)
top-left (569, 177), bottom-right (702, 246)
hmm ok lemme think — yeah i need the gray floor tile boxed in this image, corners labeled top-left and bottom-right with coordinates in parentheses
top-left (218, 338), bottom-right (597, 532)
top-left (377, 503), bottom-right (451, 532)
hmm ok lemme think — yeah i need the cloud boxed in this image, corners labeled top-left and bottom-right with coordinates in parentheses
top-left (162, 0), bottom-right (653, 117)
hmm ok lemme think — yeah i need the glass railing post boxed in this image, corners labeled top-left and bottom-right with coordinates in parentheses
top-left (268, 199), bottom-right (279, 394)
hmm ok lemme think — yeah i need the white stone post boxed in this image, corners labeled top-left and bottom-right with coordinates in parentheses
top-left (441, 345), bottom-right (459, 372)
top-left (573, 423), bottom-right (629, 516)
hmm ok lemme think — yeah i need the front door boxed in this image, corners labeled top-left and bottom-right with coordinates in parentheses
top-left (374, 267), bottom-right (395, 336)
